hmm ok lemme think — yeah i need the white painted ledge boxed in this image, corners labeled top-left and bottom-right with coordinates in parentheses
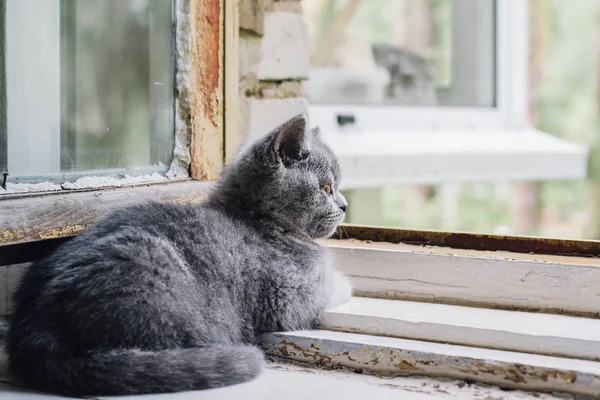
top-left (325, 240), bottom-right (600, 316)
top-left (261, 329), bottom-right (600, 397)
top-left (318, 129), bottom-right (588, 189)
top-left (322, 297), bottom-right (600, 361)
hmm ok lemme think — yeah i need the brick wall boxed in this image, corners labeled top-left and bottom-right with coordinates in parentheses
top-left (239, 0), bottom-right (310, 140)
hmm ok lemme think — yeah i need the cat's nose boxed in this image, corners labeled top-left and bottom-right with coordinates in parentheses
top-left (336, 193), bottom-right (348, 213)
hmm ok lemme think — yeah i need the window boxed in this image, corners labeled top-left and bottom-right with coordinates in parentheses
top-left (2, 0), bottom-right (174, 185)
top-left (304, 0), bottom-right (495, 108)
top-left (304, 0), bottom-right (511, 131)
top-left (302, 0), bottom-right (590, 241)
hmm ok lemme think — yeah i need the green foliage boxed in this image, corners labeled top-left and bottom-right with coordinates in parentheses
top-left (379, 0), bottom-right (600, 238)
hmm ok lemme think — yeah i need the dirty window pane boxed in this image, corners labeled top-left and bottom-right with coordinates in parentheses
top-left (4, 0), bottom-right (174, 182)
top-left (303, 0), bottom-right (495, 107)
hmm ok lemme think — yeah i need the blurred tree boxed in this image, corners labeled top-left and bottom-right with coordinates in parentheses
top-left (584, 0), bottom-right (600, 238)
top-left (511, 0), bottom-right (549, 236)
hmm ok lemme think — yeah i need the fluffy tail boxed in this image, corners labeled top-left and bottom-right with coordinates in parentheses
top-left (10, 345), bottom-right (264, 396)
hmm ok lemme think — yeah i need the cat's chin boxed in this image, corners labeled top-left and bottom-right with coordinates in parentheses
top-left (311, 224), bottom-right (341, 239)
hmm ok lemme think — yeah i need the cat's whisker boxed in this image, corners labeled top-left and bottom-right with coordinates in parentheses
top-left (338, 225), bottom-right (349, 240)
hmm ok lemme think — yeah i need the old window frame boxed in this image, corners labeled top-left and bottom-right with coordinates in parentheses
top-left (0, 0), bottom-right (239, 246)
top-left (0, 0), bottom-right (239, 189)
top-left (1, 1), bottom-right (598, 396)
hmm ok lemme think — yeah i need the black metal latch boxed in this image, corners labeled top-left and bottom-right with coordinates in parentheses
top-left (336, 114), bottom-right (356, 127)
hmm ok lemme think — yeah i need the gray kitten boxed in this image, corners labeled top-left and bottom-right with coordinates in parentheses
top-left (7, 115), bottom-right (352, 396)
top-left (371, 44), bottom-right (438, 106)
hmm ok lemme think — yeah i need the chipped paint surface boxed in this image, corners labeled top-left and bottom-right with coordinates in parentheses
top-left (0, 225), bottom-right (87, 244)
top-left (260, 332), bottom-right (600, 398)
top-left (0, 174), bottom-right (170, 195)
top-left (1, 181), bottom-right (213, 248)
top-left (0, 338), bottom-right (568, 400)
top-left (189, 0), bottom-right (224, 180)
top-left (167, 0), bottom-right (193, 179)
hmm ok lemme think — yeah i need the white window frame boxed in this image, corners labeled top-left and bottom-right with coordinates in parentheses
top-left (308, 0), bottom-right (589, 188)
top-left (309, 0), bottom-right (523, 132)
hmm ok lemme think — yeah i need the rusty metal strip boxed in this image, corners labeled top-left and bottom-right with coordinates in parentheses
top-left (334, 224), bottom-right (600, 258)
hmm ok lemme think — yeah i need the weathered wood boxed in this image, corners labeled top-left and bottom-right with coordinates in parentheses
top-left (0, 239), bottom-right (70, 267)
top-left (189, 0), bottom-right (225, 179)
top-left (261, 330), bottom-right (600, 398)
top-left (240, 0), bottom-right (264, 36)
top-left (0, 180), bottom-right (213, 247)
top-left (224, 0), bottom-right (241, 162)
top-left (333, 224), bottom-right (600, 257)
top-left (327, 239), bottom-right (600, 317)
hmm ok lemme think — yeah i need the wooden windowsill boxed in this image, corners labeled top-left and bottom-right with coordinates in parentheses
top-left (327, 238), bottom-right (600, 317)
top-left (0, 180), bottom-right (214, 265)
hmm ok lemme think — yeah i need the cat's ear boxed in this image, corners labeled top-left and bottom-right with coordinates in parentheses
top-left (270, 114), bottom-right (310, 165)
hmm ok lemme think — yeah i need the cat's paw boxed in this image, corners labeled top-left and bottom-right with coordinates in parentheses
top-left (327, 271), bottom-right (353, 309)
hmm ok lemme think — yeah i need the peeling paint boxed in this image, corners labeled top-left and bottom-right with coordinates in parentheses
top-left (260, 332), bottom-right (600, 398)
top-left (0, 225), bottom-right (89, 245)
top-left (188, 0), bottom-right (224, 180)
top-left (0, 173), bottom-right (170, 195)
top-left (393, 360), bottom-right (423, 372)
top-left (37, 225), bottom-right (88, 240)
top-left (167, 0), bottom-right (192, 179)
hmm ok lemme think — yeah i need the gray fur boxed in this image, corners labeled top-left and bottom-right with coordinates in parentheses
top-left (6, 115), bottom-right (351, 396)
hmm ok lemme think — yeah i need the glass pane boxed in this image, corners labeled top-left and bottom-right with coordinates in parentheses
top-left (303, 0), bottom-right (495, 107)
top-left (335, 0), bottom-right (600, 241)
top-left (4, 0), bottom-right (174, 181)
top-left (60, 0), bottom-right (174, 173)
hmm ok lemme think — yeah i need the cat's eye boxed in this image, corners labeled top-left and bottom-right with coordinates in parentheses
top-left (322, 184), bottom-right (331, 195)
